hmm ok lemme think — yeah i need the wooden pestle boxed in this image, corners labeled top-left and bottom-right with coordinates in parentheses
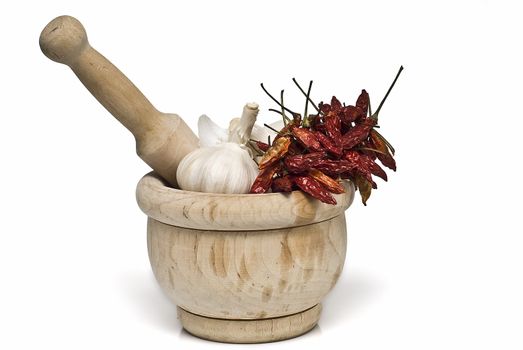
top-left (39, 15), bottom-right (199, 188)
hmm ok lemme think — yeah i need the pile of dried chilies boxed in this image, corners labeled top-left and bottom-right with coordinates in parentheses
top-left (249, 66), bottom-right (403, 205)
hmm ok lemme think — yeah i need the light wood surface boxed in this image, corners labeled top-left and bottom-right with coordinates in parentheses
top-left (177, 304), bottom-right (322, 343)
top-left (137, 172), bottom-right (355, 231)
top-left (147, 214), bottom-right (347, 319)
top-left (39, 16), bottom-right (198, 188)
top-left (139, 172), bottom-right (354, 342)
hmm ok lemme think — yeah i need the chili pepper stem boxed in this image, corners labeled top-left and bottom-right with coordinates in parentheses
top-left (279, 90), bottom-right (290, 126)
top-left (302, 117), bottom-right (311, 128)
top-left (248, 140), bottom-right (265, 156)
top-left (302, 80), bottom-right (313, 127)
top-left (372, 66), bottom-right (403, 120)
top-left (264, 123), bottom-right (280, 133)
top-left (292, 78), bottom-right (322, 114)
top-left (249, 139), bottom-right (263, 156)
top-left (263, 124), bottom-right (292, 139)
top-left (261, 83), bottom-right (298, 116)
top-left (268, 108), bottom-right (287, 117)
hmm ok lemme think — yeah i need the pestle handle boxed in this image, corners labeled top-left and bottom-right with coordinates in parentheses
top-left (39, 16), bottom-right (199, 188)
top-left (40, 15), bottom-right (159, 140)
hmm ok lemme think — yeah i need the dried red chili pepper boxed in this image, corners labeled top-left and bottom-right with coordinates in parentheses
top-left (340, 169), bottom-right (377, 191)
top-left (313, 121), bottom-right (326, 133)
top-left (337, 91), bottom-right (369, 125)
top-left (318, 101), bottom-right (330, 115)
top-left (257, 67), bottom-right (402, 205)
top-left (291, 113), bottom-right (302, 126)
top-left (290, 126), bottom-right (323, 152)
top-left (359, 140), bottom-right (377, 160)
top-left (255, 141), bottom-right (270, 152)
top-left (341, 117), bottom-right (377, 149)
top-left (314, 131), bottom-right (343, 157)
top-left (356, 89), bottom-right (370, 117)
top-left (314, 159), bottom-right (355, 175)
top-left (329, 96), bottom-right (343, 113)
top-left (250, 163), bottom-right (281, 194)
top-left (345, 150), bottom-right (387, 181)
top-left (340, 169), bottom-right (355, 180)
top-left (344, 151), bottom-right (375, 184)
top-left (272, 121), bottom-right (295, 142)
top-left (354, 174), bottom-right (372, 206)
top-left (319, 97), bottom-right (343, 120)
top-left (287, 141), bottom-right (302, 156)
top-left (310, 114), bottom-right (323, 127)
top-left (340, 105), bottom-right (365, 124)
top-left (294, 175), bottom-right (336, 205)
top-left (324, 114), bottom-right (342, 144)
top-left (284, 151), bottom-right (327, 173)
top-left (259, 136), bottom-right (291, 170)
top-left (369, 130), bottom-right (396, 171)
top-left (271, 175), bottom-right (295, 192)
top-left (360, 153), bottom-right (388, 181)
top-left (308, 169), bottom-right (345, 194)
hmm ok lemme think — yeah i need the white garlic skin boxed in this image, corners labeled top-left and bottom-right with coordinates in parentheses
top-left (228, 102), bottom-right (259, 144)
top-left (197, 114), bottom-right (229, 147)
top-left (176, 142), bottom-right (259, 194)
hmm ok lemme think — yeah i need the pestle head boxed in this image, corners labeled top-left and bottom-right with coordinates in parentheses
top-left (40, 15), bottom-right (88, 65)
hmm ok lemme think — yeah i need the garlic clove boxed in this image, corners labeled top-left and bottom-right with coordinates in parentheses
top-left (198, 114), bottom-right (229, 147)
top-left (228, 118), bottom-right (240, 131)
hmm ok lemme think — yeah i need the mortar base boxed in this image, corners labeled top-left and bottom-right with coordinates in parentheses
top-left (177, 304), bottom-right (322, 343)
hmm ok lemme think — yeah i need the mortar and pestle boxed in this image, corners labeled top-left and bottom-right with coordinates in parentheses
top-left (40, 15), bottom-right (355, 343)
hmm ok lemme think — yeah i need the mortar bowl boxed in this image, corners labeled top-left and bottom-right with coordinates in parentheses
top-left (136, 172), bottom-right (355, 343)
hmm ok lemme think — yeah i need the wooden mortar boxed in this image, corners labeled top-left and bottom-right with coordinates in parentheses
top-left (136, 172), bottom-right (355, 343)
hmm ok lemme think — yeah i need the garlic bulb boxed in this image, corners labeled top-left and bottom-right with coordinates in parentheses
top-left (176, 103), bottom-right (260, 194)
top-left (176, 142), bottom-right (258, 193)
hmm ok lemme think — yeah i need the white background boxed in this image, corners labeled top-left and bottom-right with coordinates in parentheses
top-left (1, 0), bottom-right (522, 349)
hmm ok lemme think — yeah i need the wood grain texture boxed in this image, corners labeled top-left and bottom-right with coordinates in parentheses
top-left (177, 304), bottom-right (321, 343)
top-left (39, 16), bottom-right (198, 187)
top-left (147, 214), bottom-right (347, 319)
top-left (137, 172), bottom-right (355, 231)
top-left (138, 171), bottom-right (354, 342)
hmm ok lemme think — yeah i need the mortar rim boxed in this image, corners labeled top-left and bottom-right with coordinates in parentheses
top-left (136, 172), bottom-right (355, 231)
